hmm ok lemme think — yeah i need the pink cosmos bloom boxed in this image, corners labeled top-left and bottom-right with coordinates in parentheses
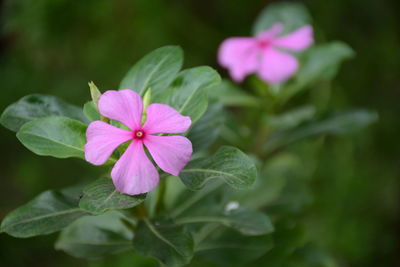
top-left (84, 89), bottom-right (192, 195)
top-left (218, 23), bottom-right (314, 84)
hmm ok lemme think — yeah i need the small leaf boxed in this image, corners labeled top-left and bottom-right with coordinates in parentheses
top-left (175, 206), bottom-right (273, 236)
top-left (253, 2), bottom-right (311, 35)
top-left (209, 80), bottom-right (260, 107)
top-left (83, 101), bottom-right (100, 122)
top-left (180, 146), bottom-right (257, 190)
top-left (267, 106), bottom-right (316, 130)
top-left (0, 186), bottom-right (87, 238)
top-left (156, 66), bottom-right (221, 124)
top-left (79, 178), bottom-right (145, 215)
top-left (119, 46), bottom-right (183, 96)
top-left (55, 211), bottom-right (133, 259)
top-left (133, 219), bottom-right (194, 267)
top-left (0, 94), bottom-right (88, 132)
top-left (16, 116), bottom-right (87, 159)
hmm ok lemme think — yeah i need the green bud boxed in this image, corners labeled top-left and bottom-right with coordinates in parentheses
top-left (88, 81), bottom-right (101, 106)
top-left (142, 88), bottom-right (152, 124)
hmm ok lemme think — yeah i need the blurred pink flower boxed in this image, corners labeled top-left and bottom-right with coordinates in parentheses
top-left (218, 23), bottom-right (313, 84)
top-left (84, 90), bottom-right (192, 195)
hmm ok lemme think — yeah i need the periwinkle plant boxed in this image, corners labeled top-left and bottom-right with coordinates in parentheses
top-left (0, 2), bottom-right (377, 267)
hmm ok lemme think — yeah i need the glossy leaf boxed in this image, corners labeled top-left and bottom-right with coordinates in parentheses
top-left (83, 101), bottom-right (100, 122)
top-left (253, 2), bottom-right (311, 35)
top-left (175, 206), bottom-right (273, 236)
top-left (16, 116), bottom-right (87, 159)
top-left (180, 146), bottom-right (257, 190)
top-left (156, 66), bottom-right (221, 124)
top-left (0, 94), bottom-right (88, 132)
top-left (133, 219), bottom-right (194, 267)
top-left (0, 186), bottom-right (87, 238)
top-left (55, 211), bottom-right (133, 259)
top-left (119, 46), bottom-right (183, 96)
top-left (79, 178), bottom-right (145, 215)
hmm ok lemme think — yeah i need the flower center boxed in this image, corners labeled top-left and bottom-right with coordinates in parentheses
top-left (134, 129), bottom-right (145, 139)
top-left (258, 40), bottom-right (270, 49)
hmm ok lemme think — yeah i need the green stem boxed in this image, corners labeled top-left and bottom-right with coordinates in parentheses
top-left (155, 177), bottom-right (167, 215)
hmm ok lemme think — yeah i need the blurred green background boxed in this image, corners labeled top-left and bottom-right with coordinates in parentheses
top-left (0, 0), bottom-right (399, 266)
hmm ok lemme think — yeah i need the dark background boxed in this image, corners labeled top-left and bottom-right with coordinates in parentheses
top-left (0, 0), bottom-right (399, 266)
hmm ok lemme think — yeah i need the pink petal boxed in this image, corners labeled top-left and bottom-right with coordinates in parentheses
top-left (218, 37), bottom-right (259, 82)
top-left (258, 48), bottom-right (298, 84)
top-left (256, 23), bottom-right (284, 40)
top-left (143, 135), bottom-right (192, 176)
top-left (84, 121), bottom-right (132, 165)
top-left (142, 104), bottom-right (191, 134)
top-left (111, 140), bottom-right (159, 195)
top-left (272, 25), bottom-right (314, 51)
top-left (98, 89), bottom-right (143, 130)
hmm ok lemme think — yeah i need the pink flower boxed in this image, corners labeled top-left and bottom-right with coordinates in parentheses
top-left (218, 23), bottom-right (313, 84)
top-left (84, 90), bottom-right (192, 195)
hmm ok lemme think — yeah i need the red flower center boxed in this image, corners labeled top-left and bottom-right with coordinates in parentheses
top-left (134, 129), bottom-right (145, 139)
top-left (258, 40), bottom-right (270, 49)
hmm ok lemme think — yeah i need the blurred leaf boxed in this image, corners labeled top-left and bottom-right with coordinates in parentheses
top-left (133, 219), bottom-right (194, 267)
top-left (0, 94), bottom-right (88, 132)
top-left (195, 227), bottom-right (273, 266)
top-left (187, 103), bottom-right (224, 152)
top-left (156, 66), bottom-right (221, 124)
top-left (180, 146), bottom-right (257, 190)
top-left (119, 46), bottom-right (183, 97)
top-left (253, 2), bottom-right (311, 35)
top-left (282, 42), bottom-right (354, 100)
top-left (175, 206), bottom-right (273, 236)
top-left (16, 116), bottom-right (87, 159)
top-left (209, 80), bottom-right (260, 107)
top-left (55, 211), bottom-right (133, 259)
top-left (264, 109), bottom-right (378, 153)
top-left (268, 106), bottom-right (316, 130)
top-left (0, 185), bottom-right (87, 238)
top-left (83, 101), bottom-right (100, 122)
top-left (79, 178), bottom-right (145, 215)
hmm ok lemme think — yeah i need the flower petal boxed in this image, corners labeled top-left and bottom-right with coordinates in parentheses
top-left (98, 89), bottom-right (143, 130)
top-left (256, 23), bottom-right (283, 40)
top-left (84, 121), bottom-right (132, 165)
top-left (218, 37), bottom-right (259, 82)
top-left (258, 48), bottom-right (298, 84)
top-left (111, 140), bottom-right (159, 195)
top-left (272, 25), bottom-right (314, 51)
top-left (144, 135), bottom-right (192, 176)
top-left (142, 104), bottom-right (191, 134)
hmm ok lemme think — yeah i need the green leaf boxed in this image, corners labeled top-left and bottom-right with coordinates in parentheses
top-left (209, 80), bottom-right (260, 107)
top-left (264, 109), bottom-right (378, 153)
top-left (180, 146), bottom-right (257, 190)
top-left (16, 116), bottom-right (87, 159)
top-left (83, 101), bottom-right (100, 122)
top-left (187, 103), bottom-right (224, 152)
top-left (175, 206), bottom-right (273, 236)
top-left (156, 66), bottom-right (221, 124)
top-left (55, 211), bottom-right (133, 259)
top-left (79, 178), bottom-right (145, 215)
top-left (253, 2), bottom-right (311, 35)
top-left (0, 94), bottom-right (88, 132)
top-left (133, 219), bottom-right (194, 267)
top-left (0, 186), bottom-right (87, 238)
top-left (267, 106), bottom-right (316, 130)
top-left (195, 227), bottom-right (273, 266)
top-left (119, 46), bottom-right (183, 96)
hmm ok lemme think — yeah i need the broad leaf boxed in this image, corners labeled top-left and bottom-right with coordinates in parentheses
top-left (180, 146), bottom-right (257, 190)
top-left (156, 66), bottom-right (221, 124)
top-left (267, 106), bottom-right (315, 130)
top-left (83, 101), bottom-right (100, 122)
top-left (0, 186), bottom-right (87, 238)
top-left (0, 94), bottom-right (87, 132)
top-left (209, 80), bottom-right (260, 107)
top-left (79, 178), bottom-right (145, 215)
top-left (55, 211), bottom-right (133, 259)
top-left (175, 206), bottom-right (273, 236)
top-left (263, 109), bottom-right (378, 153)
top-left (133, 219), bottom-right (194, 267)
top-left (187, 103), bottom-right (224, 152)
top-left (16, 116), bottom-right (87, 159)
top-left (119, 46), bottom-right (183, 96)
top-left (253, 2), bottom-right (311, 35)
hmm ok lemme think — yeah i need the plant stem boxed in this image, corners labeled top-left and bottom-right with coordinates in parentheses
top-left (155, 177), bottom-right (167, 215)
